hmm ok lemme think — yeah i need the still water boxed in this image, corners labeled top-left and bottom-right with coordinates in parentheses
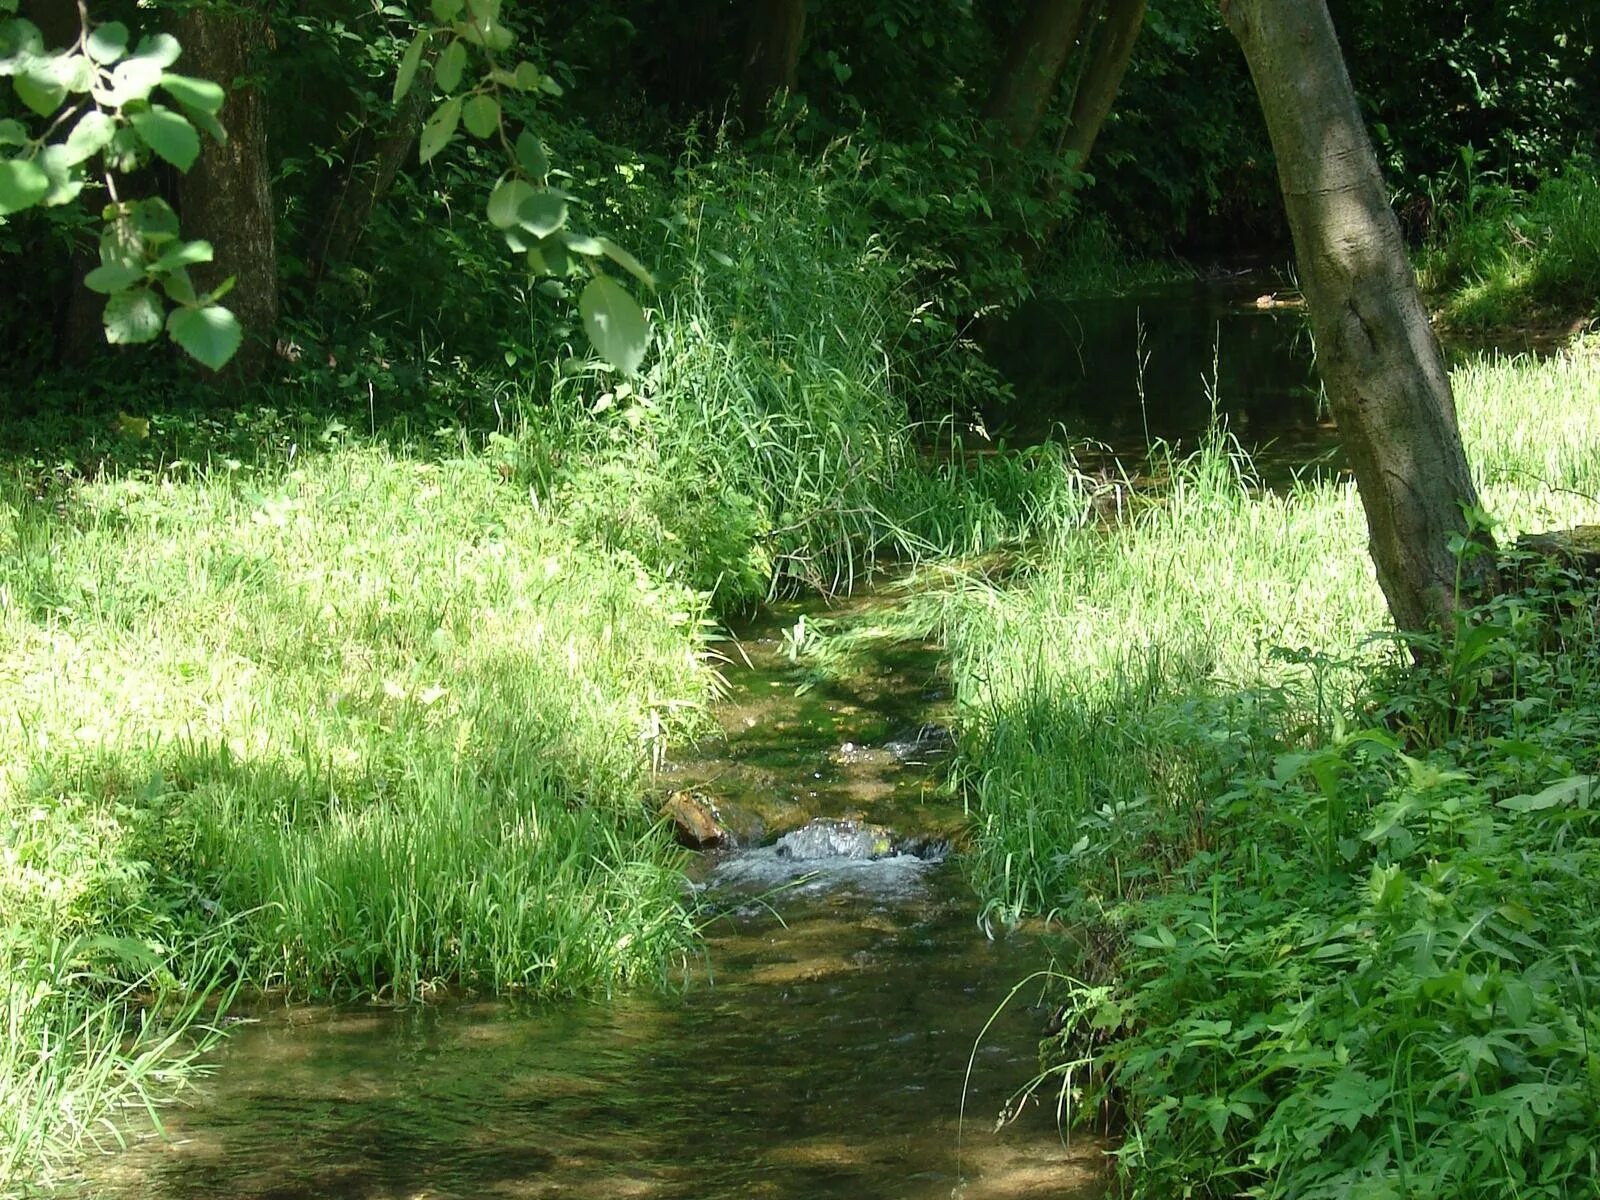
top-left (85, 594), bottom-right (1105, 1200)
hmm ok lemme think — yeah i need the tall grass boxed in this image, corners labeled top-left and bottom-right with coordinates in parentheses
top-left (947, 349), bottom-right (1600, 1196)
top-left (0, 445), bottom-right (713, 1189)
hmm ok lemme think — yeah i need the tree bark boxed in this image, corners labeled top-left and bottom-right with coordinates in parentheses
top-left (311, 68), bottom-right (434, 285)
top-left (175, 1), bottom-right (279, 375)
top-left (740, 0), bottom-right (806, 132)
top-left (1221, 0), bottom-right (1494, 633)
top-left (983, 0), bottom-right (1094, 149)
top-left (1061, 0), bottom-right (1145, 169)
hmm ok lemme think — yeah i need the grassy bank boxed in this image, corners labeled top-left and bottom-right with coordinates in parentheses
top-left (1421, 161), bottom-right (1600, 334)
top-left (946, 350), bottom-right (1600, 1196)
top-left (0, 445), bottom-right (719, 1188)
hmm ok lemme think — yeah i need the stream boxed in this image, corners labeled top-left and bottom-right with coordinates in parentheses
top-left (83, 590), bottom-right (1106, 1200)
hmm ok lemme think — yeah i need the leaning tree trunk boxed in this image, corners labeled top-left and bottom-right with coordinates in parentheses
top-left (1061, 0), bottom-right (1145, 168)
top-left (739, 0), bottom-right (806, 132)
top-left (175, 1), bottom-right (278, 376)
top-left (983, 0), bottom-right (1094, 149)
top-left (1221, 0), bottom-right (1494, 633)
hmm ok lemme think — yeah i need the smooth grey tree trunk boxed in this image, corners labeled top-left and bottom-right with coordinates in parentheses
top-left (1221, 0), bottom-right (1494, 633)
top-left (983, 0), bottom-right (1093, 149)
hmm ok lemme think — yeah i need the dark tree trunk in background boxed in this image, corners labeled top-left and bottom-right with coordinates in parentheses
top-left (983, 0), bottom-right (1093, 149)
top-left (176, 2), bottom-right (279, 375)
top-left (740, 0), bottom-right (806, 132)
top-left (1062, 0), bottom-right (1145, 168)
top-left (1222, 0), bottom-right (1495, 632)
top-left (312, 68), bottom-right (434, 285)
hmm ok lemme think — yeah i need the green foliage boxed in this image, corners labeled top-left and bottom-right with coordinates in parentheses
top-left (1420, 160), bottom-right (1600, 330)
top-left (948, 350), bottom-right (1600, 1197)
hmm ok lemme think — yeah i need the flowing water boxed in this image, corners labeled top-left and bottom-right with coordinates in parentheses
top-left (83, 592), bottom-right (1106, 1200)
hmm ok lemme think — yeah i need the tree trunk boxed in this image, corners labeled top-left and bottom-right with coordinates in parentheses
top-left (983, 0), bottom-right (1094, 149)
top-left (175, 1), bottom-right (279, 375)
top-left (311, 68), bottom-right (434, 285)
top-left (740, 0), bottom-right (806, 132)
top-left (1061, 0), bottom-right (1145, 168)
top-left (1220, 0), bottom-right (1494, 634)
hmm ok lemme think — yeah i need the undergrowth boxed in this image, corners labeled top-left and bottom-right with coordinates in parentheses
top-left (949, 349), bottom-right (1600, 1197)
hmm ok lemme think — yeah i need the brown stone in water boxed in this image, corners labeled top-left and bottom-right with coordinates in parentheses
top-left (661, 790), bottom-right (732, 849)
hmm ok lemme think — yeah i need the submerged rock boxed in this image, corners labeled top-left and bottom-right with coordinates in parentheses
top-left (774, 818), bottom-right (895, 861)
top-left (661, 790), bottom-right (734, 849)
top-left (882, 723), bottom-right (954, 762)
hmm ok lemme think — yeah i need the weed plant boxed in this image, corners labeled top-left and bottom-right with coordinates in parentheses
top-left (948, 350), bottom-right (1600, 1196)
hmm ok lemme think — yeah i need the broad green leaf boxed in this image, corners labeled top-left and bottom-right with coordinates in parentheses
top-left (462, 93), bottom-right (498, 138)
top-left (0, 118), bottom-right (26, 146)
top-left (538, 74), bottom-right (563, 97)
top-left (393, 29), bottom-right (428, 104)
top-left (167, 303), bottom-right (242, 369)
top-left (435, 39), bottom-right (466, 93)
top-left (35, 143), bottom-right (82, 205)
top-left (159, 73), bottom-right (224, 114)
top-left (486, 178), bottom-right (532, 229)
top-left (466, 0), bottom-right (500, 20)
top-left (430, 0), bottom-right (464, 19)
top-left (62, 110), bottom-right (117, 166)
top-left (1498, 775), bottom-right (1595, 812)
top-left (129, 106), bottom-right (200, 170)
top-left (86, 21), bottom-right (129, 64)
top-left (561, 231), bottom-right (602, 255)
top-left (130, 196), bottom-right (180, 239)
top-left (512, 61), bottom-right (540, 91)
top-left (83, 261), bottom-right (144, 293)
top-left (161, 266), bottom-right (198, 305)
top-left (103, 286), bottom-right (163, 344)
top-left (98, 54), bottom-right (162, 106)
top-left (14, 59), bottom-right (67, 116)
top-left (0, 17), bottom-right (44, 71)
top-left (418, 96), bottom-right (460, 164)
top-left (597, 236), bottom-right (655, 288)
top-left (0, 156), bottom-right (48, 215)
top-left (180, 102), bottom-right (226, 145)
top-left (514, 129), bottom-right (548, 178)
top-left (517, 190), bottom-right (566, 237)
top-left (130, 33), bottom-right (181, 70)
top-left (579, 274), bottom-right (650, 376)
top-left (151, 238), bottom-right (213, 272)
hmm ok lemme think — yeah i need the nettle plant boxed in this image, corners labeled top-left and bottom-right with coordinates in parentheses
top-left (0, 0), bottom-right (240, 366)
top-left (397, 0), bottom-right (655, 374)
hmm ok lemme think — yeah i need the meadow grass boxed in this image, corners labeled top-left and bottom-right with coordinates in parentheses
top-left (946, 349), bottom-right (1600, 1196)
top-left (0, 444), bottom-right (714, 1189)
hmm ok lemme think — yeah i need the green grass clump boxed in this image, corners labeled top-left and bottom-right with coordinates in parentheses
top-left (0, 445), bottom-right (712, 1188)
top-left (1421, 161), bottom-right (1600, 331)
top-left (947, 351), bottom-right (1600, 1196)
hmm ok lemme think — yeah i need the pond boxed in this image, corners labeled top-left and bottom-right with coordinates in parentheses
top-left (83, 593), bottom-right (1105, 1200)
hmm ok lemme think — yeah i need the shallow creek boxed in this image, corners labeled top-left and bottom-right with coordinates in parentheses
top-left (84, 591), bottom-right (1106, 1200)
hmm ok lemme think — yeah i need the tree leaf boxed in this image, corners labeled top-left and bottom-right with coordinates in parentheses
top-left (98, 55), bottom-right (163, 106)
top-left (13, 59), bottom-right (67, 116)
top-left (517, 190), bottom-right (566, 237)
top-left (167, 304), bottom-right (242, 369)
top-left (129, 106), bottom-right (200, 170)
top-left (579, 274), bottom-right (650, 376)
top-left (61, 109), bottom-right (117, 166)
top-left (0, 156), bottom-right (49, 215)
top-left (561, 231), bottom-right (602, 255)
top-left (83, 262), bottom-right (144, 293)
top-left (159, 73), bottom-right (224, 115)
top-left (486, 178), bottom-right (532, 229)
top-left (393, 29), bottom-right (429, 104)
top-left (35, 143), bottom-right (83, 205)
top-left (462, 93), bottom-right (499, 138)
top-left (435, 39), bottom-right (466, 93)
top-left (150, 238), bottom-right (213, 272)
top-left (597, 236), bottom-right (655, 288)
top-left (429, 0), bottom-right (464, 20)
top-left (86, 21), bottom-right (128, 64)
top-left (514, 129), bottom-right (547, 178)
top-left (418, 96), bottom-right (460, 164)
top-left (103, 287), bottom-right (164, 344)
top-left (131, 33), bottom-right (181, 70)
